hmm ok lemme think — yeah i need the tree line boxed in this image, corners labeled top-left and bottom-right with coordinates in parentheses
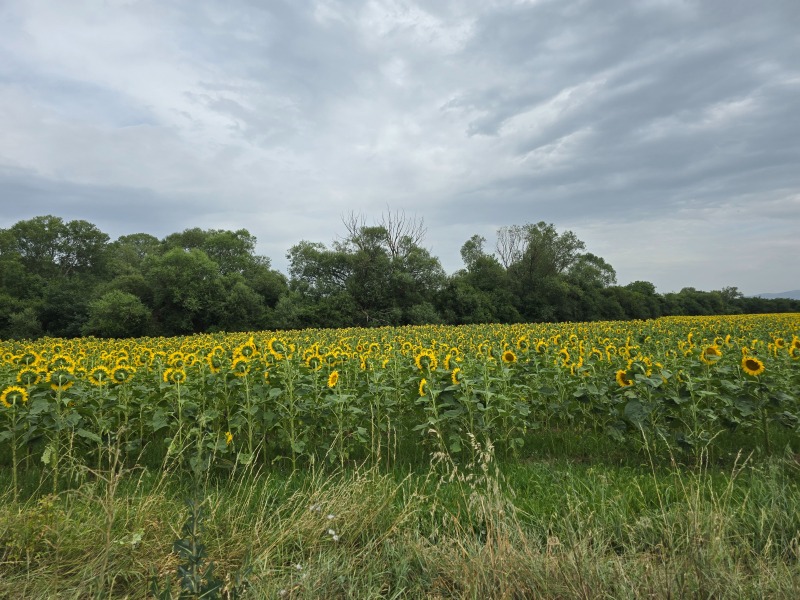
top-left (0, 214), bottom-right (796, 339)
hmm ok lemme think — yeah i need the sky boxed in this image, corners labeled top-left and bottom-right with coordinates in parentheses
top-left (1, 0), bottom-right (799, 296)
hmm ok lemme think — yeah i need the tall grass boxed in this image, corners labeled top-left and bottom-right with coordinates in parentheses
top-left (1, 432), bottom-right (799, 599)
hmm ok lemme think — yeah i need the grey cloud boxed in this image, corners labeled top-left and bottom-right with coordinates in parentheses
top-left (0, 0), bottom-right (798, 295)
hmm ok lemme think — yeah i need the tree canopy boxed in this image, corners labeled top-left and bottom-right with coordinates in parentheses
top-left (0, 214), bottom-right (795, 339)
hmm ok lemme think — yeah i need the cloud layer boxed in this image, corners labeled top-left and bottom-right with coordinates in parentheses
top-left (1, 0), bottom-right (798, 294)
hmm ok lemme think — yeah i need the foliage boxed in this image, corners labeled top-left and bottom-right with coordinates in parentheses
top-left (1, 215), bottom-right (799, 339)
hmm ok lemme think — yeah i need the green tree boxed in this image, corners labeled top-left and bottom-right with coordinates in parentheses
top-left (82, 290), bottom-right (152, 338)
top-left (144, 248), bottom-right (226, 334)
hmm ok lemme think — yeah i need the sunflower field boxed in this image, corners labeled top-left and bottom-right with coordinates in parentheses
top-left (1, 314), bottom-right (799, 489)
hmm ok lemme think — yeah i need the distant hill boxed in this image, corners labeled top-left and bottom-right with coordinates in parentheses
top-left (757, 290), bottom-right (800, 300)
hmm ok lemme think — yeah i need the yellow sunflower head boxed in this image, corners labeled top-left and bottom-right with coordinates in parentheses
top-left (111, 365), bottom-right (135, 384)
top-left (16, 367), bottom-right (41, 387)
top-left (327, 370), bottom-right (339, 388)
top-left (699, 345), bottom-right (722, 365)
top-left (205, 352), bottom-right (224, 374)
top-left (231, 356), bottom-right (251, 377)
top-left (1, 385), bottom-right (28, 408)
top-left (305, 353), bottom-right (323, 371)
top-left (741, 356), bottom-right (765, 377)
top-left (451, 367), bottom-right (462, 386)
top-left (19, 350), bottom-right (41, 367)
top-left (88, 365), bottom-right (112, 387)
top-left (502, 350), bottom-right (517, 364)
top-left (48, 354), bottom-right (75, 372)
top-left (418, 378), bottom-right (428, 397)
top-left (163, 367), bottom-right (187, 385)
top-left (414, 350), bottom-right (437, 371)
top-left (48, 368), bottom-right (75, 391)
top-left (615, 369), bottom-right (633, 387)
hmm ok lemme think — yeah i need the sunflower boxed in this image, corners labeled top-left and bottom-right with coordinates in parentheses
top-left (558, 348), bottom-right (570, 366)
top-left (16, 368), bottom-right (41, 386)
top-left (444, 352), bottom-right (461, 371)
top-left (1, 385), bottom-right (28, 408)
top-left (111, 365), bottom-right (135, 384)
top-left (699, 345), bottom-right (722, 365)
top-left (48, 354), bottom-right (75, 372)
top-left (88, 365), bottom-right (112, 387)
top-left (231, 356), bottom-right (251, 377)
top-left (305, 353), bottom-right (324, 371)
top-left (502, 350), bottom-right (517, 364)
top-left (235, 337), bottom-right (259, 358)
top-left (418, 378), bottom-right (428, 397)
top-left (615, 370), bottom-right (633, 387)
top-left (225, 431), bottom-right (233, 446)
top-left (48, 368), bottom-right (75, 391)
top-left (163, 367), bottom-right (187, 384)
top-left (267, 337), bottom-right (286, 360)
top-left (451, 367), bottom-right (462, 385)
top-left (19, 350), bottom-right (41, 367)
top-left (414, 349), bottom-right (437, 371)
top-left (205, 352), bottom-right (223, 373)
top-left (136, 348), bottom-right (154, 367)
top-left (327, 370), bottom-right (339, 388)
top-left (741, 356), bottom-right (765, 377)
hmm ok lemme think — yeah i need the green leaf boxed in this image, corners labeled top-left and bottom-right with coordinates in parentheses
top-left (76, 428), bottom-right (103, 444)
top-left (623, 400), bottom-right (648, 426)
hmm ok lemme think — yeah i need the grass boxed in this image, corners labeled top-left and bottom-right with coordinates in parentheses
top-left (1, 431), bottom-right (799, 599)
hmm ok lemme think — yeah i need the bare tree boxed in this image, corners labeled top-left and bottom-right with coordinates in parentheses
top-left (339, 207), bottom-right (427, 258)
top-left (379, 207), bottom-right (426, 259)
top-left (338, 211), bottom-right (367, 251)
top-left (495, 225), bottom-right (525, 269)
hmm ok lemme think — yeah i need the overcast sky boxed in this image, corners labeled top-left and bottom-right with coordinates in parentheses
top-left (1, 0), bottom-right (798, 295)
